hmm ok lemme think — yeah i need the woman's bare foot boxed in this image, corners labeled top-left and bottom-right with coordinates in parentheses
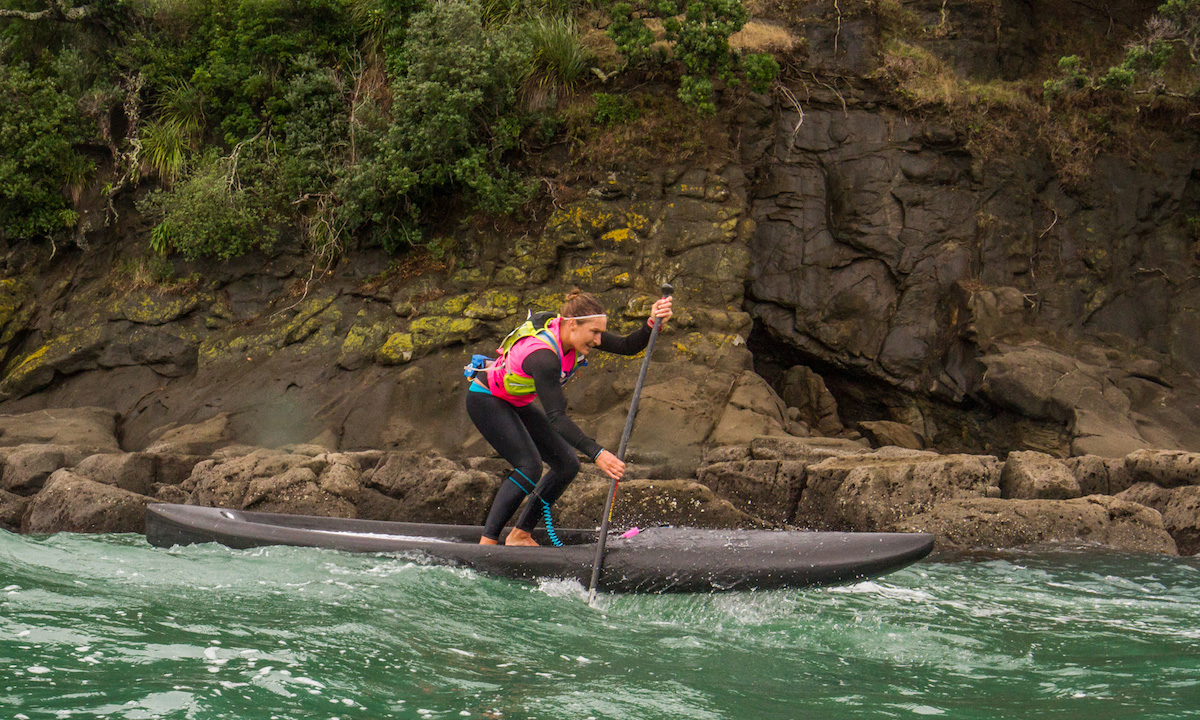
top-left (479, 536), bottom-right (499, 545)
top-left (504, 528), bottom-right (538, 547)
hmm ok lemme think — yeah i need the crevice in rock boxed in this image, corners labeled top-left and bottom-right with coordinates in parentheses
top-left (747, 320), bottom-right (1069, 457)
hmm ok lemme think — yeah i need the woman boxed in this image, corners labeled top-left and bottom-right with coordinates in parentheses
top-left (466, 289), bottom-right (673, 546)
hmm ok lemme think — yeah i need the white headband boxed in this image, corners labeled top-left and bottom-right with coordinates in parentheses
top-left (564, 313), bottom-right (607, 320)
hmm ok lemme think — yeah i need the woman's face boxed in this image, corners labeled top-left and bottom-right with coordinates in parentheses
top-left (564, 317), bottom-right (607, 356)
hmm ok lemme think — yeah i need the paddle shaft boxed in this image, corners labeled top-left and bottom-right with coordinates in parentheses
top-left (587, 283), bottom-right (672, 602)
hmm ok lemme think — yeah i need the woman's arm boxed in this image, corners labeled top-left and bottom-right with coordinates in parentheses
top-left (525, 349), bottom-right (604, 460)
top-left (596, 296), bottom-right (673, 356)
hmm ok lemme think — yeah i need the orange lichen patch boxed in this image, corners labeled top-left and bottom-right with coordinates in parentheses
top-left (730, 20), bottom-right (798, 53)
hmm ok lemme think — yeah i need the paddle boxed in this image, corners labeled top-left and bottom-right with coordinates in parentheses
top-left (587, 282), bottom-right (673, 604)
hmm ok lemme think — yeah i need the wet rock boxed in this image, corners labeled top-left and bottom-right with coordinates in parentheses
top-left (857, 420), bottom-right (925, 450)
top-left (0, 407), bottom-right (120, 453)
top-left (23, 470), bottom-right (153, 534)
top-left (243, 465), bottom-right (355, 517)
top-left (1125, 449), bottom-right (1200, 489)
top-left (1001, 451), bottom-right (1081, 500)
top-left (0, 444), bottom-right (87, 495)
top-left (799, 449), bottom-right (1001, 531)
top-left (1117, 483), bottom-right (1200, 555)
top-left (73, 453), bottom-right (157, 496)
top-left (1, 489), bottom-right (28, 531)
top-left (144, 413), bottom-right (235, 456)
top-left (1065, 454), bottom-right (1133, 495)
top-left (891, 496), bottom-right (1178, 555)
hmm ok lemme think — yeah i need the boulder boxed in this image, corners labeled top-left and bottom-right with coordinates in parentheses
top-left (243, 464), bottom-right (356, 518)
top-left (799, 449), bottom-right (1001, 531)
top-left (182, 448), bottom-right (360, 517)
top-left (0, 407), bottom-right (120, 453)
top-left (23, 470), bottom-right (153, 534)
top-left (1, 489), bottom-right (28, 531)
top-left (362, 451), bottom-right (496, 524)
top-left (1001, 451), bottom-right (1082, 500)
top-left (697, 458), bottom-right (806, 524)
top-left (857, 420), bottom-right (925, 450)
top-left (1117, 483), bottom-right (1200, 555)
top-left (73, 453), bottom-right (157, 496)
top-left (1065, 454), bottom-right (1132, 495)
top-left (144, 413), bottom-right (235, 456)
top-left (891, 496), bottom-right (1178, 555)
top-left (779, 365), bottom-right (844, 436)
top-left (0, 444), bottom-right (87, 495)
top-left (1125, 449), bottom-right (1200, 489)
top-left (707, 372), bottom-right (791, 446)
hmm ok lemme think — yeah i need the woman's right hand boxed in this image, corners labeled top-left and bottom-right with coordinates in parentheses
top-left (595, 450), bottom-right (625, 481)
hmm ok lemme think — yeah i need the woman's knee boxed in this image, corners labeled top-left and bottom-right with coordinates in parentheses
top-left (553, 453), bottom-right (581, 480)
top-left (512, 462), bottom-right (543, 488)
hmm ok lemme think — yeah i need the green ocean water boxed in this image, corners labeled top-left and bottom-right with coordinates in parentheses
top-left (2, 531), bottom-right (1199, 720)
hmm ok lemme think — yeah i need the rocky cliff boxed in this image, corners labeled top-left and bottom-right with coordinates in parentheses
top-left (2, 0), bottom-right (1200, 555)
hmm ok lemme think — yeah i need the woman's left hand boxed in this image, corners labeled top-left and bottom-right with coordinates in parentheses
top-left (650, 296), bottom-right (673, 325)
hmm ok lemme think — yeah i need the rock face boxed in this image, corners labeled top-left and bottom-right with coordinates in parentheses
top-left (738, 2), bottom-right (1200, 457)
top-left (0, 407), bottom-right (120, 453)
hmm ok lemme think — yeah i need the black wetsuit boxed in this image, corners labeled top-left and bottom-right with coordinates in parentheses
top-left (466, 322), bottom-right (654, 540)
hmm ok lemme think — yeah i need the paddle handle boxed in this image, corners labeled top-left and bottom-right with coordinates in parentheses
top-left (588, 283), bottom-right (672, 603)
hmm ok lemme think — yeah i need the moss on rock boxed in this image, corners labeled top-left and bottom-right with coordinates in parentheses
top-left (110, 290), bottom-right (207, 326)
top-left (0, 278), bottom-right (34, 365)
top-left (377, 332), bottom-right (415, 365)
top-left (464, 290), bottom-right (520, 320)
top-left (410, 316), bottom-right (479, 351)
top-left (0, 322), bottom-right (107, 398)
top-left (339, 312), bottom-right (392, 370)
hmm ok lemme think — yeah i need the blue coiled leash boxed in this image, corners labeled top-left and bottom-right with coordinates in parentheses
top-left (507, 470), bottom-right (563, 547)
top-left (541, 501), bottom-right (563, 547)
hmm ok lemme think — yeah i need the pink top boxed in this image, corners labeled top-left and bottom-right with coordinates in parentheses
top-left (486, 317), bottom-right (578, 406)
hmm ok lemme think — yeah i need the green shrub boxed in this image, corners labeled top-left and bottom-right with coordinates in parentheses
top-left (593, 92), bottom-right (640, 124)
top-left (0, 63), bottom-right (91, 241)
top-left (743, 52), bottom-right (779, 94)
top-left (139, 148), bottom-right (277, 260)
top-left (383, 0), bottom-right (535, 213)
top-left (526, 13), bottom-right (592, 91)
top-left (606, 0), bottom-right (774, 114)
